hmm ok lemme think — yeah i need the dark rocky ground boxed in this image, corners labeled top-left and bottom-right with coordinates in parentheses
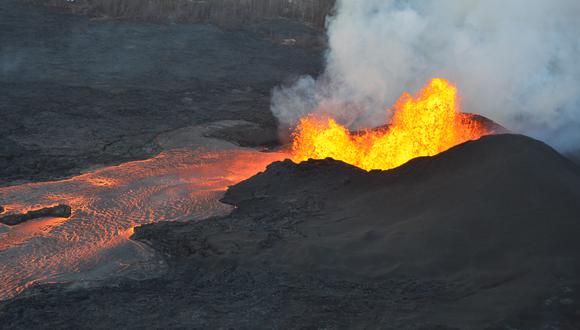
top-left (2, 1), bottom-right (580, 329)
top-left (1, 134), bottom-right (580, 329)
top-left (568, 152), bottom-right (580, 165)
top-left (0, 0), bottom-right (323, 186)
top-left (28, 0), bottom-right (335, 29)
top-left (0, 204), bottom-right (71, 225)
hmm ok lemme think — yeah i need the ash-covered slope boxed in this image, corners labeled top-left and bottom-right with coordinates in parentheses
top-left (1, 134), bottom-right (580, 329)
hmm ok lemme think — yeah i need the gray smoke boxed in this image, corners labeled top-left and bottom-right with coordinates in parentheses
top-left (271, 0), bottom-right (580, 150)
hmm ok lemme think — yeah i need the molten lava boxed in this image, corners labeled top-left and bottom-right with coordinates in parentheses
top-left (291, 78), bottom-right (489, 171)
top-left (0, 149), bottom-right (286, 300)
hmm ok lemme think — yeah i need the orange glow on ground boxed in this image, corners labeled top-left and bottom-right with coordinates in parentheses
top-left (291, 78), bottom-right (489, 171)
top-left (0, 148), bottom-right (286, 300)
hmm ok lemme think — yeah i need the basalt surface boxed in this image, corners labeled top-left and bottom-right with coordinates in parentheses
top-left (27, 0), bottom-right (335, 30)
top-left (0, 204), bottom-right (71, 226)
top-left (0, 0), bottom-right (323, 186)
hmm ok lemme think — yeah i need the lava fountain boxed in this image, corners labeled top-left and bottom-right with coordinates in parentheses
top-left (0, 79), bottom-right (490, 300)
top-left (291, 78), bottom-right (490, 170)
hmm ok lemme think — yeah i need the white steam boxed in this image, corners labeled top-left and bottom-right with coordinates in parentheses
top-left (271, 0), bottom-right (580, 150)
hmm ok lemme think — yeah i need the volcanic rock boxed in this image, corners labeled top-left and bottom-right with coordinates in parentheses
top-left (1, 134), bottom-right (579, 329)
top-left (35, 0), bottom-right (335, 30)
top-left (568, 150), bottom-right (580, 165)
top-left (0, 0), bottom-right (323, 186)
top-left (0, 205), bottom-right (72, 226)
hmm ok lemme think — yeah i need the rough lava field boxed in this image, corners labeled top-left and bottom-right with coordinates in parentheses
top-left (2, 134), bottom-right (580, 329)
top-left (0, 0), bottom-right (322, 185)
top-left (1, 1), bottom-right (580, 329)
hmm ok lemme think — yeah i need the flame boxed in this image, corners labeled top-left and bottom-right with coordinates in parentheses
top-left (291, 78), bottom-right (489, 171)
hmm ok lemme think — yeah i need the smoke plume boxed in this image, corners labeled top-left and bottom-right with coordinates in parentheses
top-left (271, 0), bottom-right (580, 150)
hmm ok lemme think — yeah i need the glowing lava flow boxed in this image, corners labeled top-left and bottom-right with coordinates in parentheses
top-left (291, 78), bottom-right (489, 171)
top-left (0, 149), bottom-right (285, 300)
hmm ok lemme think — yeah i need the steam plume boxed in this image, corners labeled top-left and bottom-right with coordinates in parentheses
top-left (271, 0), bottom-right (580, 150)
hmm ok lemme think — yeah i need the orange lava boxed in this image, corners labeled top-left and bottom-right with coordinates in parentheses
top-left (291, 78), bottom-right (490, 171)
top-left (0, 148), bottom-right (286, 300)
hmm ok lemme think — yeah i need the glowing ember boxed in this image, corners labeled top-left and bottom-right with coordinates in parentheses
top-left (291, 78), bottom-right (490, 171)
